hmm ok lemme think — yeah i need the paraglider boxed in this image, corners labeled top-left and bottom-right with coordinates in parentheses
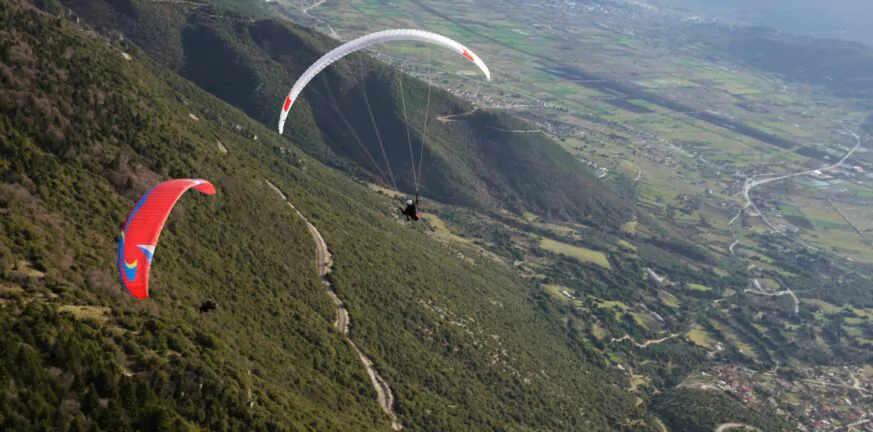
top-left (277, 29), bottom-right (492, 135)
top-left (399, 192), bottom-right (420, 221)
top-left (117, 179), bottom-right (216, 300)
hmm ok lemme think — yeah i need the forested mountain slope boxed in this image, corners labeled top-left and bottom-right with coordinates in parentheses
top-left (0, 1), bottom-right (654, 430)
top-left (51, 0), bottom-right (634, 226)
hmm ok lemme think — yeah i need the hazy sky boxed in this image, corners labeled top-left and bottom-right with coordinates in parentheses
top-left (646, 0), bottom-right (873, 45)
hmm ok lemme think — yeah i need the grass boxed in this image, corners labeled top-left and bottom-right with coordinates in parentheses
top-left (592, 299), bottom-right (648, 328)
top-left (592, 323), bottom-right (608, 340)
top-left (712, 267), bottom-right (730, 277)
top-left (599, 300), bottom-right (630, 311)
top-left (420, 212), bottom-right (506, 264)
top-left (628, 375), bottom-right (647, 391)
top-left (539, 237), bottom-right (611, 269)
top-left (15, 260), bottom-right (46, 278)
top-left (617, 239), bottom-right (637, 251)
top-left (803, 299), bottom-right (845, 314)
top-left (534, 221), bottom-right (581, 238)
top-left (543, 284), bottom-right (575, 302)
top-left (367, 182), bottom-right (404, 199)
top-left (522, 211), bottom-right (539, 222)
top-left (58, 305), bottom-right (112, 323)
top-left (658, 290), bottom-right (680, 308)
top-left (709, 320), bottom-right (758, 360)
top-left (687, 326), bottom-right (713, 348)
top-left (778, 203), bottom-right (806, 218)
top-left (759, 278), bottom-right (781, 291)
top-left (687, 283), bottom-right (712, 292)
top-left (0, 284), bottom-right (25, 296)
top-left (844, 326), bottom-right (863, 338)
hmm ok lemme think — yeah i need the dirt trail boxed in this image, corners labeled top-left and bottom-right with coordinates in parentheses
top-left (487, 125), bottom-right (542, 134)
top-left (436, 109), bottom-right (478, 122)
top-left (266, 180), bottom-right (402, 430)
top-left (436, 110), bottom-right (541, 133)
top-left (714, 423), bottom-right (762, 432)
top-left (610, 333), bottom-right (678, 348)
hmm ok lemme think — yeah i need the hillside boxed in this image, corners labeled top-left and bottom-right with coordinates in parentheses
top-left (651, 389), bottom-right (796, 431)
top-left (674, 22), bottom-right (873, 102)
top-left (52, 0), bottom-right (634, 226)
top-left (0, 1), bottom-right (655, 430)
top-left (649, 0), bottom-right (873, 46)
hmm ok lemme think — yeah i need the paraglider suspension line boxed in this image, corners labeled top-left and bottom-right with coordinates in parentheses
top-left (319, 76), bottom-right (395, 190)
top-left (417, 52), bottom-right (434, 192)
top-left (395, 69), bottom-right (419, 192)
top-left (358, 55), bottom-right (399, 191)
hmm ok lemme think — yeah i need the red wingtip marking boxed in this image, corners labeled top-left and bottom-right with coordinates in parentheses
top-left (283, 96), bottom-right (293, 112)
top-left (462, 49), bottom-right (475, 62)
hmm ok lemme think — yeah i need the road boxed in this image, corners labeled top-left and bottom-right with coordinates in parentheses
top-left (298, 0), bottom-right (340, 39)
top-left (732, 126), bottom-right (862, 237)
top-left (302, 0), bottom-right (326, 14)
top-left (724, 127), bottom-right (863, 315)
top-left (265, 179), bottom-right (402, 431)
top-left (743, 287), bottom-right (799, 314)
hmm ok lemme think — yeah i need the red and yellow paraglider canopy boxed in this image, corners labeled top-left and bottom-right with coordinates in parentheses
top-left (117, 179), bottom-right (216, 300)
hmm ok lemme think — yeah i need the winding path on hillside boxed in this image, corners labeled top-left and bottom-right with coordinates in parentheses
top-left (265, 180), bottom-right (402, 431)
top-left (610, 334), bottom-right (679, 348)
top-left (713, 423), bottom-right (762, 432)
top-left (743, 286), bottom-right (799, 314)
top-left (436, 109), bottom-right (481, 123)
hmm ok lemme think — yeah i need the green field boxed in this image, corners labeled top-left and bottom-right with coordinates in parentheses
top-left (539, 237), bottom-right (612, 269)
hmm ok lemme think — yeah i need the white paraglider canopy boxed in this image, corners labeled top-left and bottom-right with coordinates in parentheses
top-left (277, 28), bottom-right (491, 134)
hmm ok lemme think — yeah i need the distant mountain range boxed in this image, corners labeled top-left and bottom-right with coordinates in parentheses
top-left (645, 0), bottom-right (873, 46)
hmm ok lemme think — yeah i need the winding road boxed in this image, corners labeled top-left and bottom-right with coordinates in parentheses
top-left (725, 127), bottom-right (864, 315)
top-left (266, 180), bottom-right (403, 431)
top-left (743, 286), bottom-right (799, 314)
top-left (728, 127), bottom-right (863, 253)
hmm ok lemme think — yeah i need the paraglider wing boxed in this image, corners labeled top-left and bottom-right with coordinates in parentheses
top-left (278, 29), bottom-right (492, 134)
top-left (117, 179), bottom-right (216, 300)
